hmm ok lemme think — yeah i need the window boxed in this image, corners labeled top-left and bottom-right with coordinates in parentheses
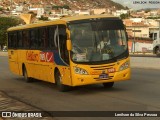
top-left (38, 28), bottom-right (47, 48)
top-left (30, 29), bottom-right (38, 48)
top-left (23, 30), bottom-right (30, 48)
top-left (58, 25), bottom-right (69, 64)
top-left (48, 26), bottom-right (57, 49)
top-left (154, 33), bottom-right (157, 40)
top-left (8, 32), bottom-right (17, 49)
top-left (17, 31), bottom-right (23, 48)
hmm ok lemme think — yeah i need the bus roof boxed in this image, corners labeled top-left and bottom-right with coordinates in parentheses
top-left (7, 14), bottom-right (119, 32)
top-left (62, 14), bottom-right (119, 22)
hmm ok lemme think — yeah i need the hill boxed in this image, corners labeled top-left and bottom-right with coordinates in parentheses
top-left (13, 0), bottom-right (127, 10)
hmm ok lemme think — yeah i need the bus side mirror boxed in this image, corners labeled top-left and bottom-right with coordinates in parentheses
top-left (67, 40), bottom-right (72, 51)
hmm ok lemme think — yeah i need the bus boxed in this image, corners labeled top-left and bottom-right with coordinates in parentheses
top-left (7, 15), bottom-right (131, 91)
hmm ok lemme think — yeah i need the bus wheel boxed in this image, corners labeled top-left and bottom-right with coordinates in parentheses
top-left (23, 67), bottom-right (32, 83)
top-left (103, 82), bottom-right (114, 88)
top-left (55, 70), bottom-right (71, 92)
top-left (156, 48), bottom-right (160, 57)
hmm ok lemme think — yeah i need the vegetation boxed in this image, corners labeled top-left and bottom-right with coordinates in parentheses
top-left (120, 13), bottom-right (130, 19)
top-left (0, 7), bottom-right (3, 11)
top-left (38, 15), bottom-right (49, 21)
top-left (147, 17), bottom-right (160, 19)
top-left (52, 5), bottom-right (70, 10)
top-left (0, 17), bottom-right (22, 49)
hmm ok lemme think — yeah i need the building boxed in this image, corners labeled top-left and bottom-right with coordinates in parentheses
top-left (74, 9), bottom-right (90, 15)
top-left (90, 8), bottom-right (106, 15)
top-left (124, 19), bottom-right (151, 38)
top-left (113, 9), bottom-right (128, 17)
top-left (37, 8), bottom-right (44, 18)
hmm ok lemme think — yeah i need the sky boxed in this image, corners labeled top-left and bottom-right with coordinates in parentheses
top-left (112, 0), bottom-right (160, 10)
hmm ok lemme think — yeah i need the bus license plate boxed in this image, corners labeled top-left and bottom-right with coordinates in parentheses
top-left (99, 74), bottom-right (108, 79)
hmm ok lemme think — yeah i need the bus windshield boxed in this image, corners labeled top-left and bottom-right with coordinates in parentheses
top-left (68, 19), bottom-right (128, 63)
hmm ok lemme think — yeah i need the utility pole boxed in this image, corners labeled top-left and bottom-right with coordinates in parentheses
top-left (133, 26), bottom-right (136, 53)
top-left (155, 20), bottom-right (160, 39)
top-left (10, 0), bottom-right (13, 14)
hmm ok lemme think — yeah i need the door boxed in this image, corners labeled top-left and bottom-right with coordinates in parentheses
top-left (8, 32), bottom-right (19, 75)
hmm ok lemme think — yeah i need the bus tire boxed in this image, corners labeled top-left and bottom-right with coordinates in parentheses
top-left (156, 47), bottom-right (160, 57)
top-left (23, 67), bottom-right (32, 83)
top-left (55, 70), bottom-right (71, 92)
top-left (103, 82), bottom-right (114, 88)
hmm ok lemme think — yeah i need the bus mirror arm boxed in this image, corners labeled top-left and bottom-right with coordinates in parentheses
top-left (126, 32), bottom-right (129, 41)
top-left (67, 40), bottom-right (72, 51)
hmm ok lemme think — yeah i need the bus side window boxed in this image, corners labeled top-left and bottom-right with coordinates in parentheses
top-left (8, 32), bottom-right (17, 49)
top-left (48, 26), bottom-right (56, 49)
top-left (30, 29), bottom-right (37, 49)
top-left (44, 27), bottom-right (48, 49)
top-left (23, 30), bottom-right (29, 48)
top-left (38, 28), bottom-right (46, 49)
top-left (34, 29), bottom-right (38, 49)
top-left (13, 32), bottom-right (17, 48)
top-left (8, 33), bottom-right (13, 48)
top-left (18, 31), bottom-right (23, 48)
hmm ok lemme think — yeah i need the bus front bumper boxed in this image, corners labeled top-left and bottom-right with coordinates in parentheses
top-left (71, 68), bottom-right (131, 86)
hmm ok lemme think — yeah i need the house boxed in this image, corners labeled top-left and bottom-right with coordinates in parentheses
top-left (91, 8), bottom-right (106, 15)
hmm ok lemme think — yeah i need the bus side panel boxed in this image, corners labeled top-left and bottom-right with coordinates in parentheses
top-left (8, 50), bottom-right (20, 75)
top-left (24, 50), bottom-right (40, 80)
top-left (23, 50), bottom-right (56, 83)
top-left (17, 50), bottom-right (24, 76)
top-left (38, 63), bottom-right (55, 82)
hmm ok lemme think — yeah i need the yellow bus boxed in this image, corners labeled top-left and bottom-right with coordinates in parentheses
top-left (7, 15), bottom-right (131, 91)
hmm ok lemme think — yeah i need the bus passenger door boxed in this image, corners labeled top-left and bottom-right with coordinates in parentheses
top-left (58, 25), bottom-right (72, 86)
top-left (8, 32), bottom-right (20, 75)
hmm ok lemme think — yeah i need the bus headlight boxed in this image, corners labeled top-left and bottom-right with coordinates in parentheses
top-left (119, 61), bottom-right (129, 71)
top-left (74, 67), bottom-right (88, 75)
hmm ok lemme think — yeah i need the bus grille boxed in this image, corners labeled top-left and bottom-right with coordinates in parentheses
top-left (90, 64), bottom-right (115, 70)
top-left (90, 64), bottom-right (115, 80)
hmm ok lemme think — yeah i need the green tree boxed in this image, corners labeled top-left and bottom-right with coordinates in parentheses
top-left (62, 5), bottom-right (70, 9)
top-left (120, 13), bottom-right (129, 19)
top-left (0, 7), bottom-right (3, 11)
top-left (38, 15), bottom-right (49, 21)
top-left (0, 17), bottom-right (22, 49)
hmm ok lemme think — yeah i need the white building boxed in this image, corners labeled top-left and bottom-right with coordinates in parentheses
top-left (15, 5), bottom-right (23, 12)
top-left (74, 10), bottom-right (90, 15)
top-left (37, 8), bottom-right (44, 18)
top-left (130, 18), bottom-right (144, 23)
top-left (113, 9), bottom-right (128, 16)
top-left (150, 10), bottom-right (158, 17)
top-left (11, 10), bottom-right (21, 16)
top-left (145, 19), bottom-right (160, 26)
top-left (91, 8), bottom-right (106, 15)
top-left (61, 8), bottom-right (73, 15)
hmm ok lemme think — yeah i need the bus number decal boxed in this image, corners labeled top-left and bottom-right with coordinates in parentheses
top-left (40, 52), bottom-right (54, 62)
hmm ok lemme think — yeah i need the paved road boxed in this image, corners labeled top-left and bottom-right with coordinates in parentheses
top-left (0, 56), bottom-right (160, 120)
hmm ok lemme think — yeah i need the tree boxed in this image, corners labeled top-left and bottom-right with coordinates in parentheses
top-left (0, 7), bottom-right (3, 11)
top-left (120, 13), bottom-right (129, 19)
top-left (0, 17), bottom-right (23, 49)
top-left (38, 15), bottom-right (49, 21)
top-left (62, 5), bottom-right (70, 9)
